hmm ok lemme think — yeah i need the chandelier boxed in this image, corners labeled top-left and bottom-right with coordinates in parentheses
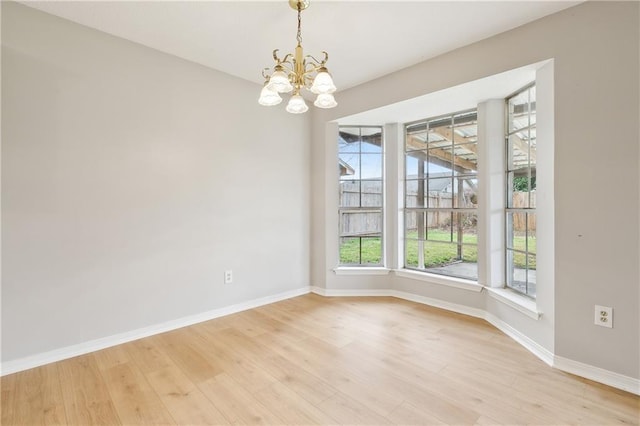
top-left (258, 0), bottom-right (337, 113)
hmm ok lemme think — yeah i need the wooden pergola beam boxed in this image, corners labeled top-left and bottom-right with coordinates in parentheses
top-left (407, 136), bottom-right (477, 172)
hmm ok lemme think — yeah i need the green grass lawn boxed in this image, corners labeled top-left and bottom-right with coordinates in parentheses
top-left (340, 229), bottom-right (536, 269)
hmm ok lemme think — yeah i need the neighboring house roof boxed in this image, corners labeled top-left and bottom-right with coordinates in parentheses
top-left (339, 159), bottom-right (355, 176)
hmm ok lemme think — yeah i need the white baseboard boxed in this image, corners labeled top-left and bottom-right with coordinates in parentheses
top-left (553, 355), bottom-right (640, 395)
top-left (1, 286), bottom-right (311, 376)
top-left (484, 312), bottom-right (554, 366)
top-left (310, 286), bottom-right (389, 297)
top-left (390, 289), bottom-right (486, 319)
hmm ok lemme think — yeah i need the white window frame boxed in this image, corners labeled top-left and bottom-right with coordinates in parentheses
top-left (337, 125), bottom-right (385, 267)
top-left (505, 83), bottom-right (537, 298)
top-left (402, 110), bottom-right (479, 281)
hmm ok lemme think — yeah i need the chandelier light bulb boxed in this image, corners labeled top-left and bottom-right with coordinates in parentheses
top-left (258, 84), bottom-right (282, 106)
top-left (268, 69), bottom-right (293, 93)
top-left (313, 93), bottom-right (337, 109)
top-left (286, 93), bottom-right (309, 114)
top-left (310, 69), bottom-right (336, 94)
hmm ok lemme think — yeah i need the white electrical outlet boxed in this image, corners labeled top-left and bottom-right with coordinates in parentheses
top-left (224, 270), bottom-right (233, 284)
top-left (594, 305), bottom-right (613, 328)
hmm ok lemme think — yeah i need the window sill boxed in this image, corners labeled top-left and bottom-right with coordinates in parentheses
top-left (333, 267), bottom-right (391, 276)
top-left (486, 287), bottom-right (542, 320)
top-left (393, 269), bottom-right (484, 293)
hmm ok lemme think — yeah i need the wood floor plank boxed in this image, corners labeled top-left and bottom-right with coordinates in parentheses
top-left (316, 391), bottom-right (393, 425)
top-left (186, 327), bottom-right (279, 394)
top-left (1, 363), bottom-right (67, 426)
top-left (257, 303), bottom-right (355, 347)
top-left (0, 374), bottom-right (17, 425)
top-left (93, 344), bottom-right (132, 371)
top-left (124, 336), bottom-right (174, 375)
top-left (254, 334), bottom-right (405, 418)
top-left (3, 294), bottom-right (638, 425)
top-left (57, 354), bottom-right (121, 425)
top-left (252, 381), bottom-right (339, 425)
top-left (99, 362), bottom-right (176, 425)
top-left (198, 373), bottom-right (285, 425)
top-left (198, 326), bottom-right (338, 405)
top-left (145, 364), bottom-right (229, 425)
top-left (386, 401), bottom-right (448, 426)
top-left (196, 324), bottom-right (338, 407)
top-left (156, 330), bottom-right (222, 384)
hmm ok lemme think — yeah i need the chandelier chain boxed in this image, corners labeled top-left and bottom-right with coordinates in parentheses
top-left (296, 3), bottom-right (302, 45)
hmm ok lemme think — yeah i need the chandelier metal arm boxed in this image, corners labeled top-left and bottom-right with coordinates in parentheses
top-left (304, 51), bottom-right (329, 67)
top-left (272, 49), bottom-right (295, 66)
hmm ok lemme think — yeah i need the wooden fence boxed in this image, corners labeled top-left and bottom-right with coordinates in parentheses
top-left (510, 191), bottom-right (537, 232)
top-left (340, 181), bottom-right (536, 234)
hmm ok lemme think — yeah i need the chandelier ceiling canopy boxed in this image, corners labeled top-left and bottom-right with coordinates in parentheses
top-left (258, 0), bottom-right (337, 114)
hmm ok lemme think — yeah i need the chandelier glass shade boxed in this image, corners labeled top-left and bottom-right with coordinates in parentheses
top-left (258, 0), bottom-right (337, 113)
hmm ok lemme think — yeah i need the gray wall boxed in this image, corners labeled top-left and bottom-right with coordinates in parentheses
top-left (311, 1), bottom-right (639, 379)
top-left (1, 2), bottom-right (310, 362)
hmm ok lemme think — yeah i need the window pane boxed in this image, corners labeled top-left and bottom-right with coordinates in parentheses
top-left (527, 254), bottom-right (537, 295)
top-left (453, 111), bottom-right (477, 128)
top-left (511, 178), bottom-right (533, 209)
top-left (361, 181), bottom-right (383, 207)
top-left (451, 178), bottom-right (466, 208)
top-left (510, 258), bottom-right (527, 294)
top-left (459, 212), bottom-right (478, 244)
top-left (529, 85), bottom-right (537, 116)
top-left (508, 90), bottom-right (529, 133)
top-left (339, 237), bottom-right (361, 264)
top-left (507, 252), bottom-right (536, 296)
top-left (424, 241), bottom-right (458, 268)
top-left (506, 212), bottom-right (514, 249)
top-left (405, 181), bottom-right (417, 208)
top-left (528, 127), bottom-right (537, 168)
top-left (508, 211), bottom-right (530, 247)
top-left (423, 241), bottom-right (477, 281)
top-left (406, 179), bottom-right (428, 208)
top-left (462, 244), bottom-right (478, 265)
top-left (428, 117), bottom-right (453, 148)
top-left (339, 127), bottom-right (361, 153)
top-left (405, 238), bottom-right (419, 268)
top-left (405, 211), bottom-right (425, 239)
top-left (361, 154), bottom-right (383, 179)
top-left (527, 215), bottom-right (537, 255)
top-left (427, 177), bottom-right (452, 208)
top-left (453, 113), bottom-right (478, 145)
top-left (340, 212), bottom-right (382, 237)
top-left (464, 177), bottom-right (478, 207)
top-left (360, 128), bottom-right (383, 154)
top-left (453, 143), bottom-right (478, 175)
top-left (406, 150), bottom-right (427, 177)
top-left (339, 181), bottom-right (361, 207)
top-left (339, 237), bottom-right (381, 265)
top-left (339, 153), bottom-right (360, 180)
top-left (426, 212), bottom-right (452, 242)
top-left (508, 134), bottom-right (530, 172)
top-left (428, 146), bottom-right (453, 175)
top-left (360, 237), bottom-right (382, 265)
top-left (406, 123), bottom-right (428, 151)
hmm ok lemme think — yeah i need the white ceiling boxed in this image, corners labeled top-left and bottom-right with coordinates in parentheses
top-left (22, 0), bottom-right (580, 91)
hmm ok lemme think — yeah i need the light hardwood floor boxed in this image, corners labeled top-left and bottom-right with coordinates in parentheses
top-left (2, 294), bottom-right (639, 425)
